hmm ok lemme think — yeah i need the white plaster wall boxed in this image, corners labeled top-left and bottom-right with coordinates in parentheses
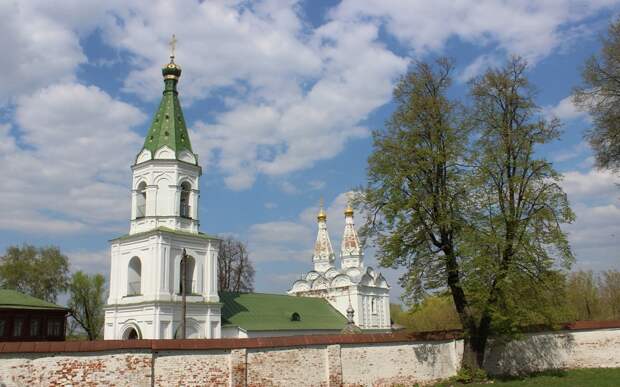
top-left (3, 328), bottom-right (620, 385)
top-left (341, 340), bottom-right (463, 385)
top-left (484, 328), bottom-right (620, 375)
top-left (104, 302), bottom-right (221, 339)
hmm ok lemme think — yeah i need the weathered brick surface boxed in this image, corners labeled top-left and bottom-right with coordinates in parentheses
top-left (341, 340), bottom-right (461, 386)
top-left (326, 344), bottom-right (342, 387)
top-left (246, 345), bottom-right (326, 387)
top-left (153, 350), bottom-right (230, 386)
top-left (229, 348), bottom-right (247, 387)
top-left (0, 351), bottom-right (151, 387)
top-left (0, 324), bottom-right (618, 386)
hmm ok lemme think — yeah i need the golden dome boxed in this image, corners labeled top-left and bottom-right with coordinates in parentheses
top-left (344, 203), bottom-right (354, 217)
top-left (317, 207), bottom-right (327, 222)
top-left (317, 198), bottom-right (327, 222)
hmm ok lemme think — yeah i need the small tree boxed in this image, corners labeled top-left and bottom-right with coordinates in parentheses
top-left (573, 18), bottom-right (620, 171)
top-left (566, 271), bottom-right (601, 321)
top-left (218, 237), bottom-right (255, 292)
top-left (68, 271), bottom-right (106, 340)
top-left (600, 270), bottom-right (620, 319)
top-left (0, 244), bottom-right (70, 303)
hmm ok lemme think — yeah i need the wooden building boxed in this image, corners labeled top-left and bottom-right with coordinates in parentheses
top-left (0, 289), bottom-right (68, 341)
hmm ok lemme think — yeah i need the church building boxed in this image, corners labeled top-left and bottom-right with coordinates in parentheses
top-left (104, 46), bottom-right (390, 340)
top-left (104, 53), bottom-right (221, 340)
top-left (288, 203), bottom-right (391, 331)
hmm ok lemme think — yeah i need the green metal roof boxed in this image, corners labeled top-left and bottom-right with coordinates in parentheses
top-left (110, 227), bottom-right (218, 242)
top-left (140, 60), bottom-right (194, 159)
top-left (0, 289), bottom-right (68, 310)
top-left (220, 291), bottom-right (347, 331)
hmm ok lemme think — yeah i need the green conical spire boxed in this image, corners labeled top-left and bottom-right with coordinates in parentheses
top-left (141, 48), bottom-right (194, 160)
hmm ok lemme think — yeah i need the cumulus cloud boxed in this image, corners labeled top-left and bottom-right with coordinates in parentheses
top-left (3, 0), bottom-right (616, 195)
top-left (0, 1), bottom-right (85, 104)
top-left (545, 95), bottom-right (590, 122)
top-left (560, 167), bottom-right (620, 271)
top-left (561, 168), bottom-right (619, 203)
top-left (331, 0), bottom-right (617, 60)
top-left (458, 54), bottom-right (502, 83)
top-left (0, 83), bottom-right (145, 233)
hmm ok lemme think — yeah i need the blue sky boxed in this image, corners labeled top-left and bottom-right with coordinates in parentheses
top-left (1, 0), bottom-right (619, 304)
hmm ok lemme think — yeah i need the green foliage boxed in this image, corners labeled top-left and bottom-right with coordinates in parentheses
top-left (573, 18), bottom-right (620, 171)
top-left (566, 270), bottom-right (620, 321)
top-left (600, 270), bottom-right (620, 319)
top-left (0, 244), bottom-right (70, 303)
top-left (452, 366), bottom-right (488, 384)
top-left (405, 295), bottom-right (462, 332)
top-left (360, 57), bottom-right (574, 369)
top-left (68, 271), bottom-right (106, 340)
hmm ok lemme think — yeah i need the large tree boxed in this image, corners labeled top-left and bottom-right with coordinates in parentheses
top-left (358, 57), bottom-right (474, 358)
top-left (573, 18), bottom-right (620, 171)
top-left (218, 237), bottom-right (255, 292)
top-left (465, 56), bottom-right (574, 365)
top-left (359, 57), bottom-right (574, 370)
top-left (67, 271), bottom-right (106, 340)
top-left (0, 244), bottom-right (70, 303)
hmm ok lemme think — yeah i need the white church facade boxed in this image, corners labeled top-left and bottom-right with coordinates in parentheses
top-left (288, 204), bottom-right (391, 331)
top-left (104, 54), bottom-right (222, 340)
top-left (104, 47), bottom-right (390, 340)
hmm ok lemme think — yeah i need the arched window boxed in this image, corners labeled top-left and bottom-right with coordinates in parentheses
top-left (371, 298), bottom-right (376, 314)
top-left (179, 255), bottom-right (195, 295)
top-left (136, 182), bottom-right (147, 218)
top-left (180, 182), bottom-right (191, 218)
top-left (127, 257), bottom-right (142, 296)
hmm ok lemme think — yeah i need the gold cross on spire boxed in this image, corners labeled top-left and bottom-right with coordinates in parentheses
top-left (169, 34), bottom-right (178, 61)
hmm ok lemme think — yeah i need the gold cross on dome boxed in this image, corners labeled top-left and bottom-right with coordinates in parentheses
top-left (169, 34), bottom-right (178, 60)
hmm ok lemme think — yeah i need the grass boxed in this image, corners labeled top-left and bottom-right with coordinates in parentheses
top-left (434, 368), bottom-right (620, 386)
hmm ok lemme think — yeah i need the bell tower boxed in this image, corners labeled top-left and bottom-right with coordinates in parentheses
top-left (104, 38), bottom-right (222, 340)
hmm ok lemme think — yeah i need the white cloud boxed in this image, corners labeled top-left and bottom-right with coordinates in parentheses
top-left (264, 202), bottom-right (278, 209)
top-left (308, 180), bottom-right (326, 190)
top-left (3, 0), bottom-right (616, 195)
top-left (560, 167), bottom-right (620, 271)
top-left (545, 95), bottom-right (590, 122)
top-left (458, 54), bottom-right (502, 83)
top-left (561, 168), bottom-right (619, 203)
top-left (68, 249), bottom-right (110, 276)
top-left (552, 141), bottom-right (590, 163)
top-left (0, 83), bottom-right (145, 233)
top-left (331, 0), bottom-right (618, 61)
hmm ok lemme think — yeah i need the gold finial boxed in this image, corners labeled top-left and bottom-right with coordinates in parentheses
top-left (169, 34), bottom-right (178, 62)
top-left (344, 193), bottom-right (354, 217)
top-left (317, 197), bottom-right (327, 222)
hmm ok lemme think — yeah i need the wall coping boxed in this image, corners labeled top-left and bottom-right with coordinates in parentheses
top-left (0, 320), bottom-right (618, 354)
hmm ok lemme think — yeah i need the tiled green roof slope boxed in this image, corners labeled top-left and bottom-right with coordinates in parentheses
top-left (0, 289), bottom-right (68, 310)
top-left (141, 61), bottom-right (193, 156)
top-left (220, 291), bottom-right (347, 331)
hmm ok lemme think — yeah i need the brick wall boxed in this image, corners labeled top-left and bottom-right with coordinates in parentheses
top-left (0, 322), bottom-right (618, 386)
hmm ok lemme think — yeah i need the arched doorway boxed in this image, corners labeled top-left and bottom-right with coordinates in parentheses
top-left (122, 325), bottom-right (142, 340)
